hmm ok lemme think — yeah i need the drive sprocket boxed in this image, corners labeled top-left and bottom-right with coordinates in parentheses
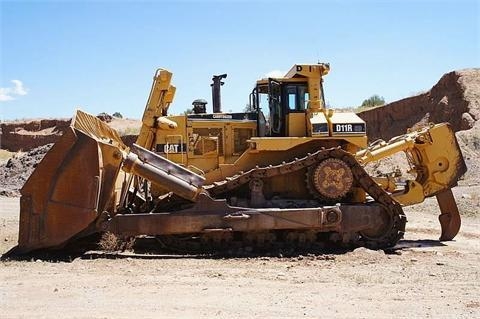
top-left (307, 158), bottom-right (353, 201)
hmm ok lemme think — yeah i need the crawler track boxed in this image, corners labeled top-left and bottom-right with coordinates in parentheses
top-left (158, 147), bottom-right (406, 252)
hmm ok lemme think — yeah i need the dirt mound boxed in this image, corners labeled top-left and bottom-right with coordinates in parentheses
top-left (456, 121), bottom-right (480, 185)
top-left (0, 144), bottom-right (52, 196)
top-left (358, 68), bottom-right (480, 140)
top-left (1, 119), bottom-right (70, 152)
top-left (0, 115), bottom-right (141, 153)
top-left (0, 115), bottom-right (141, 196)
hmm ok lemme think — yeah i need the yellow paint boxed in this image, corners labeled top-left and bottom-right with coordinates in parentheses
top-left (357, 123), bottom-right (465, 205)
top-left (286, 113), bottom-right (306, 136)
top-left (136, 66), bottom-right (464, 209)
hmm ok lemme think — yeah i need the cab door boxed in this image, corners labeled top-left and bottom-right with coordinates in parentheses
top-left (284, 84), bottom-right (308, 137)
top-left (268, 79), bottom-right (284, 136)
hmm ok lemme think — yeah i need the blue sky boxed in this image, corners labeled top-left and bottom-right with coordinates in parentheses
top-left (1, 0), bottom-right (479, 120)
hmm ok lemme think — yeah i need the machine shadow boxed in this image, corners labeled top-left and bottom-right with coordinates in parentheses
top-left (389, 239), bottom-right (447, 251)
top-left (1, 238), bottom-right (448, 262)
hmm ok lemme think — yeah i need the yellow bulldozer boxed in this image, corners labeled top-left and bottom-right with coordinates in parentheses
top-left (14, 63), bottom-right (466, 254)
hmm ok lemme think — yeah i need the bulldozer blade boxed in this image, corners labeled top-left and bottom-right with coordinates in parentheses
top-left (437, 188), bottom-right (461, 241)
top-left (17, 110), bottom-right (126, 253)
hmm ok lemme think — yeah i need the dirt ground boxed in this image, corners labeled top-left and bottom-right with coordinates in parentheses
top-left (1, 187), bottom-right (479, 318)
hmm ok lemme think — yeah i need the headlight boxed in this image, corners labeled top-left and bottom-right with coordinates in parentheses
top-left (353, 123), bottom-right (366, 133)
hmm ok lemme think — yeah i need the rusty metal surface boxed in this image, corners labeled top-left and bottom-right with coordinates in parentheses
top-left (311, 158), bottom-right (353, 199)
top-left (18, 111), bottom-right (124, 253)
top-left (108, 193), bottom-right (386, 237)
top-left (19, 129), bottom-right (101, 252)
top-left (437, 188), bottom-right (461, 241)
top-left (204, 147), bottom-right (406, 248)
top-left (108, 148), bottom-right (406, 249)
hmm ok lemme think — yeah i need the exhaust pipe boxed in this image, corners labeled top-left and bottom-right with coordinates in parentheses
top-left (211, 74), bottom-right (227, 113)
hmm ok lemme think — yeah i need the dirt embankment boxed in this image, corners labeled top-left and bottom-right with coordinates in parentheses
top-left (358, 68), bottom-right (480, 141)
top-left (0, 116), bottom-right (141, 153)
top-left (0, 145), bottom-right (52, 197)
top-left (0, 115), bottom-right (141, 197)
top-left (0, 119), bottom-right (70, 152)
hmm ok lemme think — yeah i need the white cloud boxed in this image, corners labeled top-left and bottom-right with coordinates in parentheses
top-left (0, 80), bottom-right (28, 101)
top-left (0, 89), bottom-right (14, 101)
top-left (11, 80), bottom-right (27, 95)
top-left (264, 70), bottom-right (285, 78)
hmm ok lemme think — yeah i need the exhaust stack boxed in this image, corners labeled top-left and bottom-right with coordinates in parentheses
top-left (211, 74), bottom-right (227, 113)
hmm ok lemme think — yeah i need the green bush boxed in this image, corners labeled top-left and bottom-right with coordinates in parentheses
top-left (360, 95), bottom-right (385, 108)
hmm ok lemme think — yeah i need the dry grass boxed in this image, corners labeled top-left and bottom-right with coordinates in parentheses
top-left (98, 232), bottom-right (135, 252)
top-left (0, 149), bottom-right (16, 162)
top-left (107, 118), bottom-right (141, 136)
top-left (117, 126), bottom-right (140, 136)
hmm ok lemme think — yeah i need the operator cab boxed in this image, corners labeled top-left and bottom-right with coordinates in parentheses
top-left (249, 64), bottom-right (329, 137)
top-left (252, 80), bottom-right (312, 137)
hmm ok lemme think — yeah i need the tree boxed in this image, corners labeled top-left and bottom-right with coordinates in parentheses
top-left (183, 108), bottom-right (193, 115)
top-left (112, 112), bottom-right (123, 119)
top-left (360, 95), bottom-right (385, 108)
top-left (243, 103), bottom-right (253, 112)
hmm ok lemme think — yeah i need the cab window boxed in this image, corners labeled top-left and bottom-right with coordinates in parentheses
top-left (285, 84), bottom-right (308, 112)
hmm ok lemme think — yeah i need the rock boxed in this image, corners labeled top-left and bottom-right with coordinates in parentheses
top-left (352, 247), bottom-right (385, 255)
top-left (461, 112), bottom-right (475, 130)
top-left (96, 112), bottom-right (113, 123)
